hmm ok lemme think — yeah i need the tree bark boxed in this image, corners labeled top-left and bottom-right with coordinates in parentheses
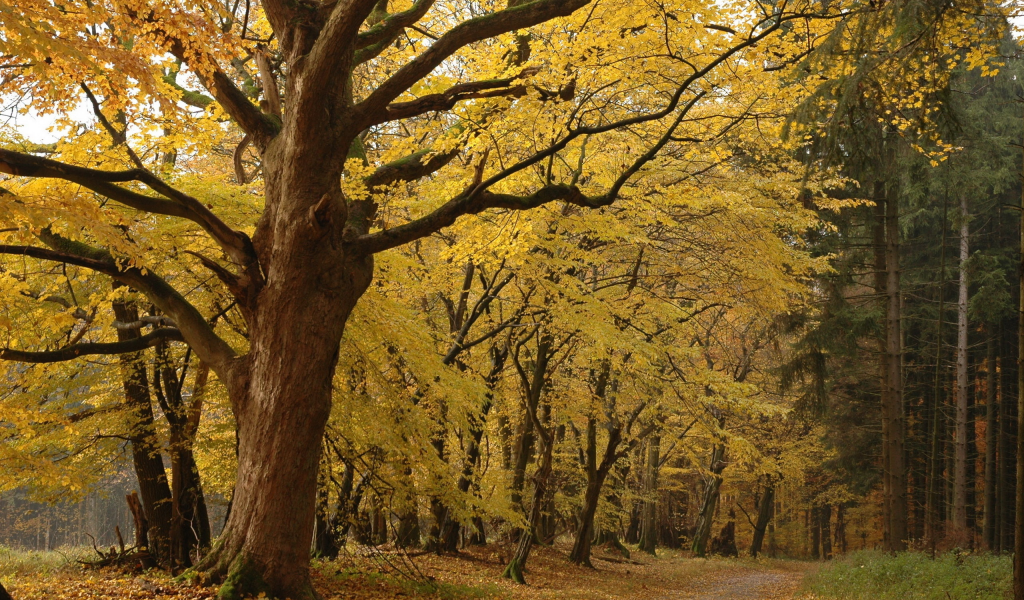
top-left (954, 195), bottom-right (970, 536)
top-left (691, 442), bottom-right (725, 557)
top-left (985, 331), bottom-right (998, 550)
top-left (502, 412), bottom-right (554, 584)
top-left (925, 196), bottom-right (946, 556)
top-left (568, 418), bottom-right (622, 566)
top-left (873, 187), bottom-right (892, 549)
top-left (885, 184), bottom-right (908, 550)
top-left (639, 436), bottom-right (661, 555)
top-left (111, 300), bottom-right (175, 566)
top-left (749, 486), bottom-right (774, 557)
top-left (820, 505), bottom-right (832, 560)
top-left (195, 167), bottom-right (374, 599)
top-left (1014, 140), bottom-right (1024, 600)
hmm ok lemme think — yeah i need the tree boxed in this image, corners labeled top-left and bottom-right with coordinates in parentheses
top-left (1, 0), bottom-right (845, 596)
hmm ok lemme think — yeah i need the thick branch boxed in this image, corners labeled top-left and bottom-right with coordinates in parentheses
top-left (363, 148), bottom-right (460, 190)
top-left (0, 243), bottom-right (237, 378)
top-left (355, 0), bottom-right (591, 126)
top-left (353, 0), bottom-right (438, 65)
top-left (353, 184), bottom-right (600, 253)
top-left (302, 0), bottom-right (382, 96)
top-left (0, 328), bottom-right (184, 363)
top-left (376, 73), bottom-right (533, 125)
top-left (0, 148), bottom-right (259, 269)
top-left (126, 10), bottom-right (279, 147)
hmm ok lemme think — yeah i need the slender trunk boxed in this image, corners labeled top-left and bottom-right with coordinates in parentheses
top-left (1000, 327), bottom-right (1016, 551)
top-left (568, 423), bottom-right (622, 566)
top-left (837, 503), bottom-right (847, 555)
top-left (502, 429), bottom-right (554, 584)
top-left (439, 348), bottom-right (507, 550)
top-left (985, 331), bottom-right (999, 549)
top-left (873, 188), bottom-right (892, 548)
top-left (810, 506), bottom-right (821, 560)
top-left (1014, 133), bottom-right (1024, 600)
top-left (820, 505), bottom-right (832, 560)
top-left (926, 196), bottom-right (948, 552)
top-left (112, 300), bottom-right (175, 566)
top-left (691, 442), bottom-right (726, 557)
top-left (954, 196), bottom-right (969, 534)
top-left (885, 185), bottom-right (907, 550)
top-left (749, 486), bottom-right (775, 557)
top-left (639, 436), bottom-right (661, 555)
top-left (394, 464), bottom-right (421, 549)
top-left (312, 467), bottom-right (338, 558)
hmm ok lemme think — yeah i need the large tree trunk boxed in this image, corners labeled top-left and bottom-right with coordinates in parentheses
top-left (925, 196), bottom-right (948, 554)
top-left (954, 195), bottom-right (970, 536)
top-left (749, 486), bottom-right (774, 557)
top-left (196, 148), bottom-right (375, 599)
top-left (884, 185), bottom-right (908, 550)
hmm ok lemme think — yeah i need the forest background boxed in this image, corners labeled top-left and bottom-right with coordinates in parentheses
top-left (0, 0), bottom-right (1023, 598)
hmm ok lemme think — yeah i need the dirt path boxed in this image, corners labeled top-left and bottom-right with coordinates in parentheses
top-left (668, 566), bottom-right (804, 600)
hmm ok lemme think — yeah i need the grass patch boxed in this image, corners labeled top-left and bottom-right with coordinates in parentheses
top-left (0, 546), bottom-right (90, 579)
top-left (801, 550), bottom-right (1011, 599)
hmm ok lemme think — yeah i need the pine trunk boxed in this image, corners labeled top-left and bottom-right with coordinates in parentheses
top-left (885, 185), bottom-right (908, 550)
top-left (954, 196), bottom-right (969, 535)
top-left (985, 332), bottom-right (999, 549)
top-left (1014, 145), bottom-right (1024, 600)
top-left (925, 196), bottom-right (948, 552)
top-left (873, 187), bottom-right (892, 548)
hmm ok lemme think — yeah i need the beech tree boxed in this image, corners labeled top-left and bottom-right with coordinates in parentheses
top-left (0, 0), bottom-right (872, 597)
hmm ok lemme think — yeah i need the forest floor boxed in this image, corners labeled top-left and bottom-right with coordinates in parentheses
top-left (0, 542), bottom-right (814, 600)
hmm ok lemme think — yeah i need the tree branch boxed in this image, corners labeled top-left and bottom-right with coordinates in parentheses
top-left (363, 148), bottom-right (460, 190)
top-left (374, 71), bottom-right (535, 125)
top-left (354, 0), bottom-right (591, 127)
top-left (353, 0), bottom-right (438, 65)
top-left (352, 9), bottom-right (811, 255)
top-left (122, 8), bottom-right (279, 147)
top-left (0, 328), bottom-right (184, 363)
top-left (351, 183), bottom-right (600, 253)
top-left (0, 148), bottom-right (261, 273)
top-left (0, 242), bottom-right (238, 379)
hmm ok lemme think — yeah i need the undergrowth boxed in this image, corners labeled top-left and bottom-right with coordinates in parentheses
top-left (0, 546), bottom-right (88, 578)
top-left (801, 550), bottom-right (1011, 600)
